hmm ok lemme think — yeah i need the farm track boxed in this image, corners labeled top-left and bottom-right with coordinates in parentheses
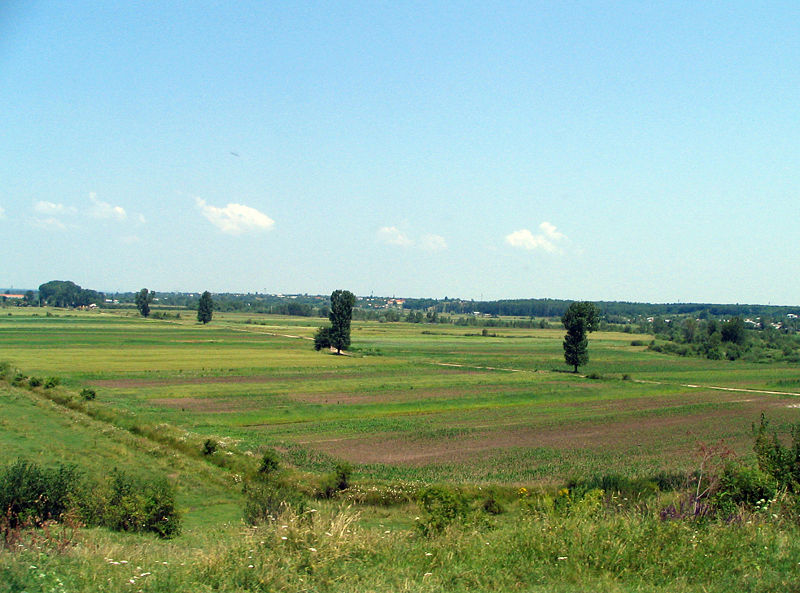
top-left (428, 361), bottom-right (800, 399)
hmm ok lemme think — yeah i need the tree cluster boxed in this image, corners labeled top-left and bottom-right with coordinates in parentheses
top-left (135, 288), bottom-right (154, 318)
top-left (314, 290), bottom-right (355, 354)
top-left (38, 280), bottom-right (103, 308)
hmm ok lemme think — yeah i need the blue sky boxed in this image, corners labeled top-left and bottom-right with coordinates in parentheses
top-left (2, 1), bottom-right (798, 303)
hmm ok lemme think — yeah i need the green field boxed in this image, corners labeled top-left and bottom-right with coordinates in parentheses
top-left (4, 309), bottom-right (800, 483)
top-left (2, 308), bottom-right (800, 591)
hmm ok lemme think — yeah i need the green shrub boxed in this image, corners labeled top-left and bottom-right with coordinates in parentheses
top-left (258, 449), bottom-right (280, 476)
top-left (752, 413), bottom-right (800, 490)
top-left (481, 489), bottom-right (504, 515)
top-left (11, 373), bottom-right (27, 387)
top-left (0, 459), bottom-right (81, 528)
top-left (28, 376), bottom-right (42, 388)
top-left (243, 481), bottom-right (306, 525)
top-left (80, 387), bottom-right (97, 401)
top-left (713, 463), bottom-right (777, 517)
top-left (203, 438), bottom-right (218, 456)
top-left (79, 470), bottom-right (181, 538)
top-left (417, 485), bottom-right (468, 536)
top-left (43, 376), bottom-right (60, 389)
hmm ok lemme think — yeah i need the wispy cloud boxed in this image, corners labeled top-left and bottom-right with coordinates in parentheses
top-left (196, 198), bottom-right (275, 235)
top-left (377, 226), bottom-right (413, 247)
top-left (505, 222), bottom-right (567, 254)
top-left (33, 217), bottom-right (67, 231)
top-left (0, 205), bottom-right (5, 219)
top-left (420, 234), bottom-right (448, 252)
top-left (378, 226), bottom-right (448, 251)
top-left (34, 201), bottom-right (76, 217)
top-left (88, 192), bottom-right (126, 221)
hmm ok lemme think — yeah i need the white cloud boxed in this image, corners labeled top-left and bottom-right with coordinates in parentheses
top-left (196, 198), bottom-right (275, 235)
top-left (33, 217), bottom-right (67, 231)
top-left (88, 192), bottom-right (126, 221)
top-left (34, 201), bottom-right (76, 216)
top-left (0, 205), bottom-right (5, 219)
top-left (505, 222), bottom-right (567, 254)
top-left (420, 233), bottom-right (448, 251)
top-left (377, 226), bottom-right (413, 247)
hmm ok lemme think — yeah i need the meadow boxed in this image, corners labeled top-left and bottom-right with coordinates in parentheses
top-left (2, 307), bottom-right (800, 591)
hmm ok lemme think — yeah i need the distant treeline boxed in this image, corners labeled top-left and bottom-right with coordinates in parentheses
top-left (13, 282), bottom-right (800, 326)
top-left (400, 298), bottom-right (799, 322)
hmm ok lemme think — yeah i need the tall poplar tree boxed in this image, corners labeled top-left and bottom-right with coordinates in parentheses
top-left (562, 302), bottom-right (600, 373)
top-left (135, 288), bottom-right (154, 318)
top-left (197, 291), bottom-right (214, 324)
top-left (314, 289), bottom-right (356, 354)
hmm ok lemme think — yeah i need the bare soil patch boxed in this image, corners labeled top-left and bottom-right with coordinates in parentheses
top-left (297, 394), bottom-right (795, 466)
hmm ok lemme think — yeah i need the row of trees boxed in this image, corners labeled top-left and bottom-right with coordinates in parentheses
top-left (135, 288), bottom-right (214, 325)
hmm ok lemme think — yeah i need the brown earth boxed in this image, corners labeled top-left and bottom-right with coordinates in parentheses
top-left (294, 393), bottom-right (796, 466)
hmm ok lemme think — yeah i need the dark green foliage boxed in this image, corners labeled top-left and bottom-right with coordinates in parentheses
top-left (317, 462), bottom-right (353, 499)
top-left (243, 481), bottom-right (306, 524)
top-left (334, 461), bottom-right (352, 490)
top-left (713, 463), bottom-right (777, 516)
top-left (80, 387), bottom-right (97, 400)
top-left (202, 438), bottom-right (218, 456)
top-left (481, 489), bottom-right (504, 515)
top-left (313, 290), bottom-right (356, 354)
top-left (197, 291), bottom-right (214, 324)
top-left (313, 326), bottom-right (332, 351)
top-left (752, 414), bottom-right (800, 491)
top-left (43, 376), bottom-right (60, 389)
top-left (27, 376), bottom-right (42, 388)
top-left (258, 449), bottom-right (280, 476)
top-left (38, 280), bottom-right (103, 308)
top-left (328, 290), bottom-right (355, 354)
top-left (135, 288), bottom-right (154, 318)
top-left (0, 460), bottom-right (80, 528)
top-left (721, 317), bottom-right (747, 345)
top-left (78, 470), bottom-right (181, 538)
top-left (417, 485), bottom-right (468, 536)
top-left (562, 301), bottom-right (600, 372)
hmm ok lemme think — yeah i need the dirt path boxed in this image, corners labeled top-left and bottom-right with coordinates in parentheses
top-left (429, 361), bottom-right (800, 398)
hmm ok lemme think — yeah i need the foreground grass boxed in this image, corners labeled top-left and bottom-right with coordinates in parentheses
top-left (3, 503), bottom-right (799, 593)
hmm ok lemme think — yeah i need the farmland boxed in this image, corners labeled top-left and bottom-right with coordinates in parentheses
top-left (4, 309), bottom-right (800, 483)
top-left (2, 308), bottom-right (800, 591)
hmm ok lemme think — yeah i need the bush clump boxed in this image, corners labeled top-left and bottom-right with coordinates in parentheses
top-left (417, 485), bottom-right (468, 536)
top-left (243, 481), bottom-right (306, 525)
top-left (78, 469), bottom-right (181, 538)
top-left (0, 460), bottom-right (181, 539)
top-left (0, 459), bottom-right (80, 529)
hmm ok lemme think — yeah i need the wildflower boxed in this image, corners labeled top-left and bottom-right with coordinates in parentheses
top-left (557, 556), bottom-right (568, 561)
top-left (248, 565), bottom-right (254, 568)
top-left (425, 552), bottom-right (433, 556)
top-left (281, 536), bottom-right (288, 540)
top-left (308, 547), bottom-right (317, 552)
